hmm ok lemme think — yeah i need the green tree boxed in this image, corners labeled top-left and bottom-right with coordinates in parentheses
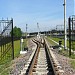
top-left (11, 26), bottom-right (22, 37)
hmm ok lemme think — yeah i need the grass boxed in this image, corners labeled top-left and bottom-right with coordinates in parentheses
top-left (70, 60), bottom-right (75, 69)
top-left (14, 40), bottom-right (20, 57)
top-left (48, 36), bottom-right (65, 46)
top-left (0, 61), bottom-right (12, 75)
top-left (24, 39), bottom-right (27, 48)
top-left (48, 36), bottom-right (75, 50)
top-left (47, 37), bottom-right (57, 45)
top-left (47, 36), bottom-right (75, 57)
top-left (47, 36), bottom-right (75, 69)
top-left (0, 68), bottom-right (10, 75)
top-left (0, 38), bottom-right (27, 75)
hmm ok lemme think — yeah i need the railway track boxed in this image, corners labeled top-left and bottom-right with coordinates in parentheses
top-left (20, 38), bottom-right (55, 75)
top-left (32, 48), bottom-right (54, 75)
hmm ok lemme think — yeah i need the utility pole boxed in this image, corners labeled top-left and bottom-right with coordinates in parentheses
top-left (68, 17), bottom-right (71, 56)
top-left (63, 0), bottom-right (67, 50)
top-left (74, 0), bottom-right (75, 15)
top-left (37, 22), bottom-right (41, 39)
top-left (26, 24), bottom-right (27, 40)
top-left (26, 24), bottom-right (28, 48)
top-left (37, 23), bottom-right (39, 34)
top-left (11, 18), bottom-right (14, 59)
top-left (37, 23), bottom-right (40, 38)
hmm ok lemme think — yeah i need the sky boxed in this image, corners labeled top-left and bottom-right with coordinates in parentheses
top-left (0, 0), bottom-right (74, 32)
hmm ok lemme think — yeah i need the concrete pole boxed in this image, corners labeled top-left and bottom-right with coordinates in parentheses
top-left (63, 0), bottom-right (67, 50)
top-left (37, 23), bottom-right (40, 38)
top-left (26, 24), bottom-right (28, 47)
top-left (37, 23), bottom-right (39, 35)
top-left (74, 0), bottom-right (75, 15)
top-left (26, 24), bottom-right (27, 39)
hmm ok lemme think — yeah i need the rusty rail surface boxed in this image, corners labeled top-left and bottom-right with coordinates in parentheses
top-left (20, 38), bottom-right (57, 75)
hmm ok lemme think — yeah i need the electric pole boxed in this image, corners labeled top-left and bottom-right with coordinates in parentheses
top-left (37, 22), bottom-right (40, 39)
top-left (26, 24), bottom-right (28, 48)
top-left (37, 22), bottom-right (39, 35)
top-left (63, 0), bottom-right (67, 50)
top-left (74, 0), bottom-right (75, 15)
top-left (26, 24), bottom-right (27, 39)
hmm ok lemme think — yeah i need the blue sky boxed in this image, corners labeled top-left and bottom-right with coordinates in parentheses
top-left (0, 0), bottom-right (74, 32)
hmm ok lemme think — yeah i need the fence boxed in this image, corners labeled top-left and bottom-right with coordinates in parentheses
top-left (68, 15), bottom-right (75, 56)
top-left (0, 18), bottom-right (14, 64)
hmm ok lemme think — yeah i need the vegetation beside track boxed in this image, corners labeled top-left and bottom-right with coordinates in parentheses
top-left (0, 39), bottom-right (27, 75)
top-left (70, 60), bottom-right (75, 69)
top-left (47, 36), bottom-right (75, 69)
